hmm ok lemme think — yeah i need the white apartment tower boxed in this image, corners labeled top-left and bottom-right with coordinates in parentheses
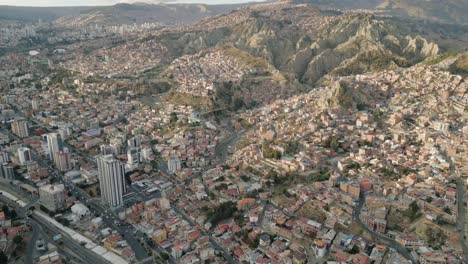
top-left (97, 155), bottom-right (126, 207)
top-left (17, 147), bottom-right (32, 165)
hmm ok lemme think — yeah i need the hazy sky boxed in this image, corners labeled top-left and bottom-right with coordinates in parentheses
top-left (0, 0), bottom-right (265, 7)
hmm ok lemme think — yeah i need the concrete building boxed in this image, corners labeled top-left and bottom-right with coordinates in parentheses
top-left (100, 145), bottom-right (115, 155)
top-left (0, 151), bottom-right (10, 163)
top-left (314, 240), bottom-right (327, 258)
top-left (31, 99), bottom-right (40, 111)
top-left (39, 184), bottom-right (66, 212)
top-left (0, 162), bottom-right (14, 179)
top-left (17, 147), bottom-right (32, 165)
top-left (55, 151), bottom-right (70, 172)
top-left (71, 203), bottom-right (90, 218)
top-left (97, 155), bottom-right (126, 207)
top-left (340, 182), bottom-right (361, 199)
top-left (168, 157), bottom-right (181, 174)
top-left (11, 119), bottom-right (29, 138)
top-left (127, 137), bottom-right (140, 148)
top-left (360, 211), bottom-right (387, 234)
top-left (46, 133), bottom-right (62, 163)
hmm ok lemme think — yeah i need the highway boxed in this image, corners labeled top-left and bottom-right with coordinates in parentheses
top-left (0, 194), bottom-right (104, 264)
top-left (30, 213), bottom-right (110, 264)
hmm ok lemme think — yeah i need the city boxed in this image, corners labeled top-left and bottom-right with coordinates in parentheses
top-left (0, 0), bottom-right (467, 264)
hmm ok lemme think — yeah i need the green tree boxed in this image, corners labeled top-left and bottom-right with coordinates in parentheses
top-left (0, 251), bottom-right (8, 264)
top-left (443, 207), bottom-right (452, 215)
top-left (232, 98), bottom-right (245, 111)
top-left (348, 245), bottom-right (359, 254)
top-left (262, 141), bottom-right (281, 160)
top-left (170, 112), bottom-right (178, 124)
top-left (10, 210), bottom-right (18, 219)
top-left (13, 235), bottom-right (22, 245)
top-left (161, 252), bottom-right (169, 260)
top-left (0, 251), bottom-right (7, 264)
top-left (1, 206), bottom-right (9, 216)
top-left (403, 201), bottom-right (422, 221)
top-left (207, 201), bottom-right (237, 225)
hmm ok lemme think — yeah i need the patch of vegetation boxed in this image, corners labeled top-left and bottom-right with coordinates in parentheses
top-left (0, 251), bottom-right (8, 263)
top-left (12, 235), bottom-right (23, 245)
top-left (83, 47), bottom-right (96, 55)
top-left (221, 45), bottom-right (269, 69)
top-left (347, 244), bottom-right (360, 254)
top-left (238, 118), bottom-right (253, 130)
top-left (284, 140), bottom-right (300, 155)
top-left (450, 52), bottom-right (468, 76)
top-left (50, 68), bottom-right (71, 84)
top-left (403, 201), bottom-right (422, 221)
top-left (163, 90), bottom-right (212, 109)
top-left (240, 175), bottom-right (251, 182)
top-left (262, 141), bottom-right (282, 160)
top-left (214, 183), bottom-right (229, 191)
top-left (423, 51), bottom-right (458, 65)
top-left (206, 201), bottom-right (237, 226)
top-left (443, 207), bottom-right (452, 215)
top-left (232, 97), bottom-right (245, 111)
top-left (169, 112), bottom-right (178, 125)
top-left (322, 136), bottom-right (342, 151)
top-left (348, 162), bottom-right (361, 170)
top-left (426, 227), bottom-right (447, 248)
top-left (1, 205), bottom-right (17, 220)
top-left (308, 169), bottom-right (331, 182)
top-left (381, 167), bottom-right (398, 179)
top-left (335, 53), bottom-right (412, 76)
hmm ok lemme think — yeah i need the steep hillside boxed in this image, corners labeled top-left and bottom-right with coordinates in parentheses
top-left (150, 0), bottom-right (438, 108)
top-left (56, 1), bottom-right (441, 111)
top-left (450, 53), bottom-right (468, 76)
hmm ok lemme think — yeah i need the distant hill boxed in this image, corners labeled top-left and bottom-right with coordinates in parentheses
top-left (0, 6), bottom-right (93, 22)
top-left (306, 0), bottom-right (468, 25)
top-left (0, 3), bottom-right (248, 25)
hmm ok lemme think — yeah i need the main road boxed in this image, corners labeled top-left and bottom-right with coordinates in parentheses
top-left (443, 148), bottom-right (468, 259)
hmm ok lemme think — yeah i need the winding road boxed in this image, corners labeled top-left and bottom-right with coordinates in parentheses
top-left (353, 194), bottom-right (417, 264)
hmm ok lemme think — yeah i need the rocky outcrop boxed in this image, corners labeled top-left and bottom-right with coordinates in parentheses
top-left (318, 80), bottom-right (369, 110)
